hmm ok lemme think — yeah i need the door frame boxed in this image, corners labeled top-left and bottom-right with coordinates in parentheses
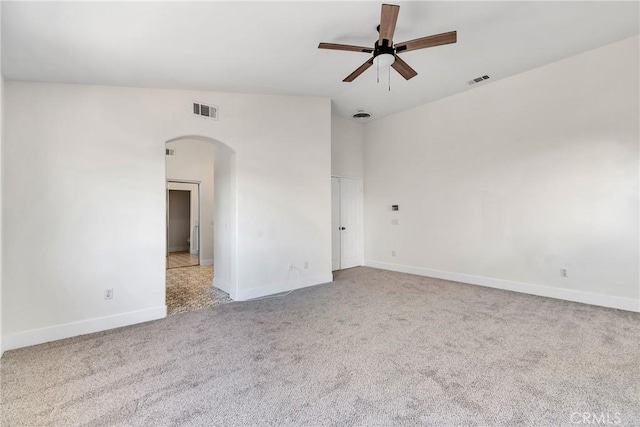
top-left (166, 180), bottom-right (202, 265)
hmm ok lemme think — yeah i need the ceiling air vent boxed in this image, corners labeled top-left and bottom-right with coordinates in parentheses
top-left (192, 101), bottom-right (219, 120)
top-left (166, 148), bottom-right (176, 156)
top-left (353, 109), bottom-right (371, 119)
top-left (468, 75), bottom-right (490, 85)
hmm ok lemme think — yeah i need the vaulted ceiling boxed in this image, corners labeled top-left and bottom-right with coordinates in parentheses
top-left (2, 1), bottom-right (638, 122)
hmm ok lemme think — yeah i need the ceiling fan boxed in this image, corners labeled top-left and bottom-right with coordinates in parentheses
top-left (318, 3), bottom-right (457, 82)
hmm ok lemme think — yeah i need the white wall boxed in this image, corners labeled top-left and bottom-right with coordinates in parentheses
top-left (364, 36), bottom-right (639, 311)
top-left (0, 3), bottom-right (4, 357)
top-left (166, 139), bottom-right (215, 261)
top-left (2, 83), bottom-right (332, 349)
top-left (213, 144), bottom-right (236, 295)
top-left (331, 114), bottom-right (365, 179)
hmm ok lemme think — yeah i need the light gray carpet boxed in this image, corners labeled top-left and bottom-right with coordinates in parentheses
top-left (1, 267), bottom-right (638, 426)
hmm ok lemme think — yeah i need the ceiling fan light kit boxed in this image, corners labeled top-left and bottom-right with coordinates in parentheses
top-left (374, 53), bottom-right (395, 68)
top-left (318, 3), bottom-right (457, 83)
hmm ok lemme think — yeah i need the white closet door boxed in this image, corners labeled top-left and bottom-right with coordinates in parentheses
top-left (331, 177), bottom-right (341, 271)
top-left (339, 177), bottom-right (363, 269)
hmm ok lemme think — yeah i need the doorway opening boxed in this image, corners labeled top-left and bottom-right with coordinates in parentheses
top-left (331, 176), bottom-right (364, 271)
top-left (165, 137), bottom-right (236, 315)
top-left (167, 183), bottom-right (200, 269)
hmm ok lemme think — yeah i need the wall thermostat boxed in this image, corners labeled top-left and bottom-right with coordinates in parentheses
top-left (392, 205), bottom-right (399, 211)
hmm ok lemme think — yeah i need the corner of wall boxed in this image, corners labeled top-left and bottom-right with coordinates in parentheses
top-left (0, 2), bottom-right (4, 358)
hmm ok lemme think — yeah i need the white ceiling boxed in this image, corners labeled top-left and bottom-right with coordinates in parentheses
top-left (2, 1), bottom-right (638, 122)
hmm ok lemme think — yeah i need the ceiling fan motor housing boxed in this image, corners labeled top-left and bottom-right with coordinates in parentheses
top-left (373, 39), bottom-right (394, 59)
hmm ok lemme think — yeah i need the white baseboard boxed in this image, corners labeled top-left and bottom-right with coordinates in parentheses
top-left (0, 338), bottom-right (3, 359)
top-left (190, 249), bottom-right (199, 255)
top-left (201, 259), bottom-right (213, 266)
top-left (236, 273), bottom-right (334, 301)
top-left (169, 246), bottom-right (189, 253)
top-left (2, 305), bottom-right (167, 352)
top-left (365, 261), bottom-right (639, 313)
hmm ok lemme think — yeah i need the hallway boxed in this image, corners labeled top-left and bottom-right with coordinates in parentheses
top-left (167, 251), bottom-right (199, 269)
top-left (166, 265), bottom-right (231, 315)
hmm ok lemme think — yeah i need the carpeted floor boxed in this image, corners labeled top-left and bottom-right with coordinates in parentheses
top-left (1, 267), bottom-right (638, 426)
top-left (166, 265), bottom-right (231, 315)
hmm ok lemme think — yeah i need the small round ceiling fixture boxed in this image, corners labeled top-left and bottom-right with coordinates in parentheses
top-left (353, 109), bottom-right (371, 119)
top-left (374, 53), bottom-right (395, 68)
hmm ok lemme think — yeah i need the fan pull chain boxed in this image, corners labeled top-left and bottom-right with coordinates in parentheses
top-left (376, 60), bottom-right (379, 83)
top-left (388, 66), bottom-right (391, 92)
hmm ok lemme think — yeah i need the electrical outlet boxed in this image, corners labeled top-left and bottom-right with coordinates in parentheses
top-left (560, 268), bottom-right (568, 278)
top-left (391, 250), bottom-right (397, 257)
top-left (304, 261), bottom-right (309, 269)
top-left (105, 289), bottom-right (114, 300)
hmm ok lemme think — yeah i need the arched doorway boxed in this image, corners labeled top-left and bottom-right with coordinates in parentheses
top-left (164, 136), bottom-right (237, 314)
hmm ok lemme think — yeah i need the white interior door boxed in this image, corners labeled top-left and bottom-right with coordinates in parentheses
top-left (331, 177), bottom-right (341, 271)
top-left (339, 177), bottom-right (363, 270)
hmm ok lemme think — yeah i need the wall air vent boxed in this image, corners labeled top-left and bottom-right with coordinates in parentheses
top-left (468, 75), bottom-right (490, 85)
top-left (166, 148), bottom-right (176, 156)
top-left (192, 101), bottom-right (219, 120)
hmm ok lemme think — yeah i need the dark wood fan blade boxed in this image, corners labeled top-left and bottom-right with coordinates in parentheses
top-left (391, 55), bottom-right (417, 80)
top-left (343, 58), bottom-right (374, 82)
top-left (379, 4), bottom-right (400, 43)
top-left (395, 31), bottom-right (457, 53)
top-left (318, 42), bottom-right (374, 53)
